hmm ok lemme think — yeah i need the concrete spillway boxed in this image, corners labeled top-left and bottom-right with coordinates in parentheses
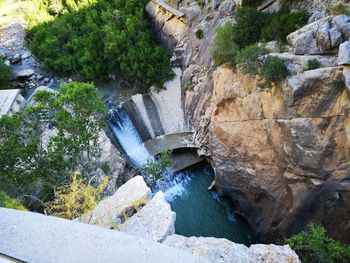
top-left (108, 68), bottom-right (201, 170)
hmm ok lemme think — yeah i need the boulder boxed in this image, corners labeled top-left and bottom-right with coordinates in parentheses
top-left (78, 176), bottom-right (152, 228)
top-left (16, 69), bottom-right (35, 78)
top-left (164, 235), bottom-right (301, 263)
top-left (10, 53), bottom-right (21, 64)
top-left (120, 191), bottom-right (176, 242)
top-left (287, 15), bottom-right (350, 55)
top-left (338, 41), bottom-right (350, 65)
top-left (308, 11), bottom-right (326, 24)
top-left (21, 51), bottom-right (31, 59)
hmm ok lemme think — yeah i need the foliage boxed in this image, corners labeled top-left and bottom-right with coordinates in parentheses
top-left (211, 22), bottom-right (240, 67)
top-left (196, 0), bottom-right (205, 8)
top-left (46, 172), bottom-right (108, 219)
top-left (235, 44), bottom-right (268, 75)
top-left (0, 191), bottom-right (27, 210)
top-left (261, 10), bottom-right (309, 43)
top-left (242, 0), bottom-right (264, 7)
top-left (232, 7), bottom-right (267, 49)
top-left (0, 59), bottom-right (11, 89)
top-left (286, 224), bottom-right (350, 263)
top-left (0, 82), bottom-right (107, 208)
top-left (305, 59), bottom-right (321, 71)
top-left (27, 0), bottom-right (173, 88)
top-left (235, 44), bottom-right (288, 86)
top-left (141, 150), bottom-right (172, 187)
top-left (260, 56), bottom-right (289, 83)
top-left (196, 28), bottom-right (204, 39)
top-left (327, 4), bottom-right (350, 15)
top-left (184, 80), bottom-right (194, 92)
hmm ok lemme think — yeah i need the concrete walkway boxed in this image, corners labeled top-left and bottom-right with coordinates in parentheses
top-left (0, 208), bottom-right (208, 263)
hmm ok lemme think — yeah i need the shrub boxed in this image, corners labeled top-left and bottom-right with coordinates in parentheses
top-left (196, 28), bottom-right (204, 39)
top-left (327, 4), bottom-right (350, 15)
top-left (196, 0), bottom-right (205, 8)
top-left (184, 80), bottom-right (194, 91)
top-left (211, 22), bottom-right (240, 67)
top-left (235, 44), bottom-right (268, 75)
top-left (261, 10), bottom-right (309, 43)
top-left (141, 150), bottom-right (172, 187)
top-left (305, 59), bottom-right (321, 71)
top-left (286, 223), bottom-right (350, 263)
top-left (0, 59), bottom-right (11, 89)
top-left (232, 7), bottom-right (267, 48)
top-left (260, 56), bottom-right (289, 83)
top-left (27, 0), bottom-right (173, 89)
top-left (46, 172), bottom-right (108, 219)
top-left (0, 191), bottom-right (27, 210)
top-left (242, 0), bottom-right (264, 7)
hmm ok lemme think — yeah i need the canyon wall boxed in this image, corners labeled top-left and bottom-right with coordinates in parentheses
top-left (148, 0), bottom-right (350, 242)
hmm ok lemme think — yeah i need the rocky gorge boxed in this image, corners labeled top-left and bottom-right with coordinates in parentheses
top-left (1, 0), bottom-right (350, 262)
top-left (147, 0), bottom-right (350, 243)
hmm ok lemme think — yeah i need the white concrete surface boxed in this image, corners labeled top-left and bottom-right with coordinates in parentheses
top-left (0, 208), bottom-right (208, 263)
top-left (0, 89), bottom-right (25, 116)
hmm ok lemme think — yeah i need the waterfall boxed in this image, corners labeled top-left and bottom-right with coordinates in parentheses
top-left (109, 106), bottom-right (152, 166)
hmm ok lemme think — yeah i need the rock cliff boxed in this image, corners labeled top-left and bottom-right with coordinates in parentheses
top-left (148, 0), bottom-right (350, 242)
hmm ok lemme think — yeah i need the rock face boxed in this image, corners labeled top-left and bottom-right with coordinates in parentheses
top-left (287, 15), bottom-right (350, 55)
top-left (79, 176), bottom-right (152, 228)
top-left (120, 191), bottom-right (176, 242)
top-left (208, 66), bottom-right (350, 242)
top-left (164, 235), bottom-right (301, 263)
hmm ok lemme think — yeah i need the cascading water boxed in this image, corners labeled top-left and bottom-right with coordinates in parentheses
top-left (108, 105), bottom-right (152, 166)
top-left (109, 104), bottom-right (251, 244)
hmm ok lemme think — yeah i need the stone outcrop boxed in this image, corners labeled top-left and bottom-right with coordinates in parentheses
top-left (78, 176), bottom-right (152, 228)
top-left (208, 66), bottom-right (350, 242)
top-left (287, 15), bottom-right (350, 55)
top-left (120, 191), bottom-right (176, 242)
top-left (164, 235), bottom-right (300, 263)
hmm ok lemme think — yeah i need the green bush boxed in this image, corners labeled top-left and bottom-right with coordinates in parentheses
top-left (27, 0), bottom-right (173, 89)
top-left (195, 28), bottom-right (204, 39)
top-left (0, 191), bottom-right (27, 210)
top-left (242, 0), bottom-right (264, 7)
top-left (305, 59), bottom-right (321, 71)
top-left (327, 4), bottom-right (350, 15)
top-left (286, 224), bottom-right (350, 263)
top-left (196, 0), bottom-right (205, 8)
top-left (261, 10), bottom-right (309, 43)
top-left (232, 7), bottom-right (267, 49)
top-left (0, 59), bottom-right (11, 89)
top-left (235, 44), bottom-right (268, 75)
top-left (260, 56), bottom-right (288, 83)
top-left (211, 22), bottom-right (240, 67)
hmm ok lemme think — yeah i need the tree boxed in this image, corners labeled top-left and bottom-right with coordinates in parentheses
top-left (46, 172), bottom-right (108, 219)
top-left (27, 0), bottom-right (174, 88)
top-left (211, 22), bottom-right (240, 67)
top-left (235, 44), bottom-right (268, 75)
top-left (286, 224), bottom-right (350, 263)
top-left (0, 82), bottom-right (107, 210)
top-left (140, 150), bottom-right (172, 187)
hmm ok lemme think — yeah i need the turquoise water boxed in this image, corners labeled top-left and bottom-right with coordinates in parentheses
top-left (168, 164), bottom-right (251, 245)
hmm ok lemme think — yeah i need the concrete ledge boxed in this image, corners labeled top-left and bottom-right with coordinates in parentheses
top-left (0, 208), bottom-right (208, 263)
top-left (144, 131), bottom-right (198, 156)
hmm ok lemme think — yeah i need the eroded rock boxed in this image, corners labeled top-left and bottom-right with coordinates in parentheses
top-left (164, 235), bottom-right (301, 263)
top-left (16, 69), bottom-right (35, 78)
top-left (78, 176), bottom-right (152, 228)
top-left (120, 191), bottom-right (176, 242)
top-left (287, 15), bottom-right (350, 55)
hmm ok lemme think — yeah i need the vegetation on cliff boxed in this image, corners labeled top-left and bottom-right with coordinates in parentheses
top-left (211, 6), bottom-right (307, 86)
top-left (26, 0), bottom-right (173, 88)
top-left (0, 59), bottom-right (11, 89)
top-left (0, 82), bottom-right (106, 210)
top-left (286, 224), bottom-right (350, 263)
